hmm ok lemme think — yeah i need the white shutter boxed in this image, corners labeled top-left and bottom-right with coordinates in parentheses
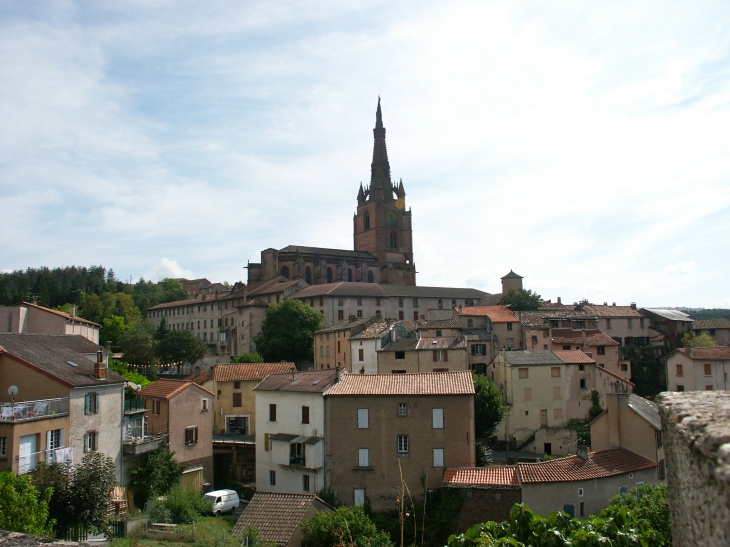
top-left (358, 448), bottom-right (369, 467)
top-left (432, 408), bottom-right (444, 429)
top-left (357, 408), bottom-right (369, 429)
top-left (354, 489), bottom-right (365, 506)
top-left (433, 448), bottom-right (444, 467)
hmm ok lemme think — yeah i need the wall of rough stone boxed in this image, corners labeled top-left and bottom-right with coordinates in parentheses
top-left (657, 391), bottom-right (730, 547)
top-left (448, 487), bottom-right (521, 533)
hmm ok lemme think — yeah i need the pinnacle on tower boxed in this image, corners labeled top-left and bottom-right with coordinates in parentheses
top-left (370, 97), bottom-right (392, 200)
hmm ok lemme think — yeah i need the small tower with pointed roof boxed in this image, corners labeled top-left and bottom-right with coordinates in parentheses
top-left (353, 98), bottom-right (416, 285)
top-left (501, 270), bottom-right (524, 294)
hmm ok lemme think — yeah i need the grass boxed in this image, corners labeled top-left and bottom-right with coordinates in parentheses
top-left (110, 517), bottom-right (236, 547)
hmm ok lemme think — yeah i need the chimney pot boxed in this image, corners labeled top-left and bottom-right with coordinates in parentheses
top-left (577, 445), bottom-right (589, 460)
top-left (94, 350), bottom-right (106, 379)
top-left (630, 302), bottom-right (636, 310)
top-left (557, 297), bottom-right (561, 304)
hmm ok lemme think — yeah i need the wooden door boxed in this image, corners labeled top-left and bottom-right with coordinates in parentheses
top-left (540, 409), bottom-right (548, 427)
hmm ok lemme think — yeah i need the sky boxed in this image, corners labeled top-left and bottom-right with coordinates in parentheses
top-left (1, 1), bottom-right (729, 308)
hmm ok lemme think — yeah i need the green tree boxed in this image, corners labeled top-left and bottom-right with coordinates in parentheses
top-left (473, 373), bottom-right (506, 439)
top-left (607, 483), bottom-right (671, 545)
top-left (681, 331), bottom-right (717, 348)
top-left (301, 505), bottom-right (393, 547)
top-left (254, 299), bottom-right (322, 363)
top-left (589, 389), bottom-right (604, 420)
top-left (0, 471), bottom-right (55, 536)
top-left (500, 288), bottom-right (542, 311)
top-left (157, 329), bottom-right (209, 372)
top-left (118, 320), bottom-right (158, 366)
top-left (31, 274), bottom-right (51, 307)
top-left (71, 452), bottom-right (117, 537)
top-left (101, 315), bottom-right (129, 348)
top-left (128, 449), bottom-right (186, 508)
top-left (230, 352), bottom-right (265, 363)
top-left (30, 461), bottom-right (75, 538)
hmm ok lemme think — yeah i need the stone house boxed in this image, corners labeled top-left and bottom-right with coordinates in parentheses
top-left (574, 303), bottom-right (658, 347)
top-left (138, 379), bottom-right (214, 490)
top-left (549, 328), bottom-right (629, 380)
top-left (324, 371), bottom-right (475, 511)
top-left (664, 346), bottom-right (730, 392)
top-left (590, 393), bottom-right (665, 481)
top-left (692, 318), bottom-right (730, 346)
top-left (0, 334), bottom-right (124, 480)
top-left (313, 316), bottom-right (375, 371)
top-left (0, 302), bottom-right (100, 344)
top-left (445, 447), bottom-right (657, 525)
top-left (454, 305), bottom-right (519, 367)
top-left (377, 321), bottom-right (468, 374)
top-left (254, 369), bottom-right (339, 496)
top-left (348, 319), bottom-right (404, 374)
top-left (639, 308), bottom-right (694, 344)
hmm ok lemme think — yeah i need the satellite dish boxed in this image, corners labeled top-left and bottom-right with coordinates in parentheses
top-left (7, 385), bottom-right (18, 398)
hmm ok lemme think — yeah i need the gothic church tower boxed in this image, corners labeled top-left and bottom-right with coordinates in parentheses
top-left (353, 98), bottom-right (416, 285)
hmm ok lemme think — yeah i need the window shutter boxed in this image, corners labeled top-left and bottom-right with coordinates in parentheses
top-left (357, 408), bottom-right (369, 428)
top-left (444, 350), bottom-right (448, 362)
top-left (432, 408), bottom-right (444, 428)
top-left (84, 394), bottom-right (90, 415)
top-left (194, 427), bottom-right (198, 444)
top-left (94, 393), bottom-right (99, 413)
top-left (302, 406), bottom-right (310, 424)
top-left (433, 350), bottom-right (437, 362)
top-left (359, 448), bottom-right (369, 467)
top-left (264, 433), bottom-right (270, 451)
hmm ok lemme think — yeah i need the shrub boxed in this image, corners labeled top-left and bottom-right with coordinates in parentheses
top-left (0, 471), bottom-right (55, 536)
top-left (301, 505), bottom-right (392, 547)
top-left (151, 486), bottom-right (213, 524)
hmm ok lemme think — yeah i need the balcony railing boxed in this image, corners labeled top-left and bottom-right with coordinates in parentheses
top-left (213, 433), bottom-right (255, 445)
top-left (17, 446), bottom-right (73, 474)
top-left (1, 398), bottom-right (69, 422)
top-left (124, 397), bottom-right (146, 413)
top-left (123, 425), bottom-right (167, 456)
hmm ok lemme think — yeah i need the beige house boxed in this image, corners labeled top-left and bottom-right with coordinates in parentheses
top-left (139, 379), bottom-right (214, 491)
top-left (664, 346), bottom-right (730, 392)
top-left (0, 302), bottom-right (100, 344)
top-left (0, 334), bottom-right (124, 480)
top-left (324, 371), bottom-right (475, 511)
top-left (590, 393), bottom-right (665, 481)
top-left (693, 318), bottom-right (730, 346)
top-left (445, 447), bottom-right (657, 522)
top-left (349, 320), bottom-right (402, 374)
top-left (550, 328), bottom-right (628, 380)
top-left (454, 306), bottom-right (519, 369)
top-left (493, 350), bottom-right (633, 456)
top-left (575, 303), bottom-right (658, 347)
top-left (314, 316), bottom-right (375, 372)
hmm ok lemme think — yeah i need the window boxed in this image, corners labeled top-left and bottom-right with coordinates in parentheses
top-left (358, 349), bottom-right (364, 361)
top-left (580, 379), bottom-right (587, 389)
top-left (326, 346), bottom-right (330, 357)
top-left (551, 367), bottom-right (561, 377)
top-left (676, 364), bottom-right (683, 377)
top-left (640, 318), bottom-right (645, 329)
top-left (676, 385), bottom-right (685, 391)
top-left (152, 400), bottom-right (160, 415)
top-left (563, 345), bottom-right (571, 350)
top-left (185, 427), bottom-right (199, 445)
top-left (395, 351), bottom-right (405, 360)
top-left (364, 211), bottom-right (370, 229)
top-left (201, 398), bottom-right (208, 410)
top-left (320, 345), bottom-right (324, 357)
top-left (290, 442), bottom-right (305, 464)
top-left (397, 435), bottom-right (409, 453)
top-left (606, 319), bottom-right (612, 329)
top-left (233, 381), bottom-right (241, 389)
top-left (354, 489), bottom-right (365, 506)
top-left (398, 311), bottom-right (404, 320)
top-left (269, 404), bottom-right (277, 422)
top-left (507, 323), bottom-right (513, 331)
top-left (531, 336), bottom-right (538, 346)
top-left (621, 363), bottom-right (629, 371)
top-left (524, 387), bottom-right (532, 400)
top-left (433, 448), bottom-right (444, 467)
top-left (359, 448), bottom-right (369, 467)
top-left (518, 368), bottom-right (529, 379)
top-left (413, 311), bottom-right (419, 320)
top-left (389, 231), bottom-right (398, 248)
top-left (270, 470), bottom-right (276, 486)
top-left (84, 392), bottom-right (99, 415)
top-left (553, 386), bottom-right (561, 400)
top-left (327, 268), bottom-right (333, 283)
top-left (472, 344), bottom-right (485, 356)
top-left (398, 298), bottom-right (404, 308)
top-left (704, 364), bottom-right (712, 376)
top-left (597, 346), bottom-right (606, 355)
top-left (233, 393), bottom-right (242, 407)
top-left (580, 502), bottom-right (585, 517)
top-left (0, 436), bottom-right (6, 457)
top-left (84, 431), bottom-right (97, 452)
top-left (358, 408), bottom-right (369, 428)
top-left (281, 266), bottom-right (289, 278)
top-left (432, 408), bottom-right (444, 428)
top-left (506, 338), bottom-right (514, 348)
top-left (303, 475), bottom-right (310, 492)
top-left (358, 310), bottom-right (363, 318)
top-left (553, 408), bottom-right (563, 419)
top-left (578, 488), bottom-right (584, 496)
top-left (338, 310), bottom-right (344, 320)
top-left (706, 385), bottom-right (714, 391)
top-left (305, 267), bottom-right (312, 284)
top-left (628, 319), bottom-right (633, 329)
top-left (438, 299), bottom-right (443, 309)
top-left (395, 403), bottom-right (408, 417)
top-left (357, 297), bottom-right (363, 306)
top-left (413, 298), bottom-right (419, 307)
top-left (433, 350), bottom-right (447, 362)
top-left (302, 406), bottom-right (310, 424)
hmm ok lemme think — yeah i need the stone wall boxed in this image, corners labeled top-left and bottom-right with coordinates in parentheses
top-left (657, 391), bottom-right (730, 547)
top-left (449, 487), bottom-right (521, 533)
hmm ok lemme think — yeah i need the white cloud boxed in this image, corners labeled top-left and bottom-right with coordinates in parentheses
top-left (143, 259), bottom-right (194, 282)
top-left (661, 261), bottom-right (697, 276)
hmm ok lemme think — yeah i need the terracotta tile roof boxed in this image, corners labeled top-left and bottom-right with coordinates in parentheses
top-left (576, 304), bottom-right (644, 318)
top-left (596, 366), bottom-right (635, 387)
top-left (417, 319), bottom-right (462, 329)
top-left (553, 350), bottom-right (596, 364)
top-left (517, 447), bottom-right (657, 484)
top-left (693, 318), bottom-right (730, 330)
top-left (232, 492), bottom-right (333, 543)
top-left (477, 294), bottom-right (503, 306)
top-left (518, 312), bottom-right (550, 328)
top-left (13, 302), bottom-right (101, 327)
top-left (0, 333), bottom-right (125, 388)
top-left (350, 320), bottom-right (397, 340)
top-left (185, 370), bottom-right (210, 385)
top-left (315, 316), bottom-right (374, 334)
top-left (255, 369), bottom-right (339, 393)
top-left (213, 363), bottom-right (295, 382)
top-left (443, 466), bottom-right (519, 488)
top-left (294, 282), bottom-right (389, 299)
top-left (239, 298), bottom-right (268, 308)
top-left (503, 350), bottom-right (564, 366)
top-left (675, 347), bottom-right (730, 360)
top-left (139, 379), bottom-right (214, 399)
top-left (551, 329), bottom-right (619, 346)
top-left (325, 370), bottom-right (474, 396)
top-left (381, 285), bottom-right (488, 299)
top-left (246, 277), bottom-right (302, 297)
top-left (458, 306), bottom-right (518, 323)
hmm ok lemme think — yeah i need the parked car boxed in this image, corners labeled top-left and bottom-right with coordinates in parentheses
top-left (204, 489), bottom-right (240, 516)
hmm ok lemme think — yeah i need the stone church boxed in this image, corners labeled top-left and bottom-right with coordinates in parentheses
top-left (246, 98), bottom-right (417, 287)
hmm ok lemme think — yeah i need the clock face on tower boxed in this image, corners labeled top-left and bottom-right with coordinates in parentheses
top-left (395, 197), bottom-right (405, 210)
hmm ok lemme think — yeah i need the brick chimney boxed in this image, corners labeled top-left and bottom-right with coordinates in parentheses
top-left (94, 350), bottom-right (107, 379)
top-left (577, 444), bottom-right (589, 460)
top-left (69, 304), bottom-right (76, 317)
top-left (630, 302), bottom-right (637, 310)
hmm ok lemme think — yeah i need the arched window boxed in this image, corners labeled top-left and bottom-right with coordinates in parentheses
top-left (305, 267), bottom-right (312, 284)
top-left (386, 211), bottom-right (397, 229)
top-left (280, 266), bottom-right (289, 279)
top-left (389, 231), bottom-right (398, 248)
top-left (364, 211), bottom-right (370, 230)
top-left (327, 267), bottom-right (333, 283)
top-left (348, 269), bottom-right (353, 282)
top-left (367, 271), bottom-right (374, 283)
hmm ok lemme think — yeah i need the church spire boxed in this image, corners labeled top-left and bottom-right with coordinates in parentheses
top-left (370, 96), bottom-right (392, 200)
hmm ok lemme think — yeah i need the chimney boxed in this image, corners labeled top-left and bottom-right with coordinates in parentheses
top-left (335, 365), bottom-right (341, 382)
top-left (684, 344), bottom-right (692, 356)
top-left (291, 367), bottom-right (296, 381)
top-left (577, 445), bottom-right (589, 460)
top-left (94, 350), bottom-right (107, 380)
top-left (603, 302), bottom-right (607, 306)
top-left (581, 329), bottom-right (587, 350)
top-left (612, 302), bottom-right (616, 306)
top-left (557, 296), bottom-right (561, 305)
top-left (69, 304), bottom-right (76, 317)
top-left (630, 302), bottom-right (636, 310)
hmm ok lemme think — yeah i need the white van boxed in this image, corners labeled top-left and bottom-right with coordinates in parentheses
top-left (204, 489), bottom-right (240, 516)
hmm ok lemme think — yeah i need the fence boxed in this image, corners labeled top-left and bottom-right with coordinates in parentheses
top-left (63, 519), bottom-right (126, 541)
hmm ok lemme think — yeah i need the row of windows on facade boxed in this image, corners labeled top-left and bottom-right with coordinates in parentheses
top-left (282, 266), bottom-right (376, 284)
top-left (0, 428), bottom-right (64, 458)
top-left (151, 301), bottom-right (235, 317)
top-left (268, 470), bottom-right (312, 492)
top-left (306, 296), bottom-right (475, 310)
top-left (265, 404), bottom-right (444, 427)
top-left (675, 363), bottom-right (715, 377)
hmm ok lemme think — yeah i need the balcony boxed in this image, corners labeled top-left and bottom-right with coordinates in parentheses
top-left (124, 397), bottom-right (146, 414)
top-left (17, 446), bottom-right (73, 475)
top-left (123, 424), bottom-right (167, 457)
top-left (0, 398), bottom-right (69, 422)
top-left (213, 433), bottom-right (255, 445)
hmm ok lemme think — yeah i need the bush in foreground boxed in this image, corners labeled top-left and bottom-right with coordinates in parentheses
top-left (150, 486), bottom-right (213, 524)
